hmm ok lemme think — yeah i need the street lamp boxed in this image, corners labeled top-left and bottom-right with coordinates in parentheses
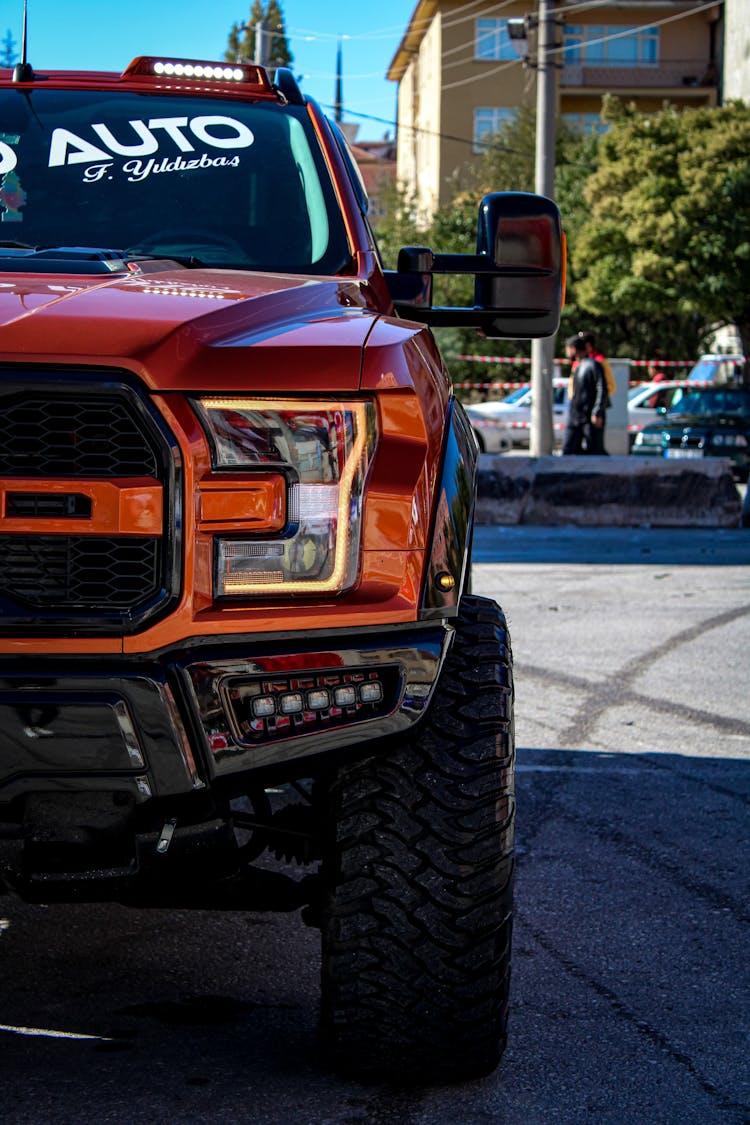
top-left (506, 17), bottom-right (528, 44)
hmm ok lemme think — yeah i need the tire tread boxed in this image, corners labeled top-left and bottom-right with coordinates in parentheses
top-left (320, 595), bottom-right (515, 1083)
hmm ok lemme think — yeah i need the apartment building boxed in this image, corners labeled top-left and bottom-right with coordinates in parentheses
top-left (724, 0), bottom-right (750, 101)
top-left (388, 0), bottom-right (723, 219)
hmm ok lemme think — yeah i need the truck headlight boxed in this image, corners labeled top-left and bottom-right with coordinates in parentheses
top-left (195, 398), bottom-right (376, 596)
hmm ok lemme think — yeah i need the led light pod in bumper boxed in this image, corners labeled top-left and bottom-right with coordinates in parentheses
top-left (196, 399), bottom-right (376, 596)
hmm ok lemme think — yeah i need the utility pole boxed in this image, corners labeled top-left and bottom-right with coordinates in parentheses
top-left (334, 39), bottom-right (343, 124)
top-left (529, 0), bottom-right (561, 456)
top-left (254, 22), bottom-right (269, 68)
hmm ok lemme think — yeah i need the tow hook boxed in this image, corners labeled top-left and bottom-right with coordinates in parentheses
top-left (156, 818), bottom-right (177, 855)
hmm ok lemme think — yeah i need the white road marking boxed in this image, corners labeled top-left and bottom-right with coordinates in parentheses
top-left (0, 1023), bottom-right (112, 1041)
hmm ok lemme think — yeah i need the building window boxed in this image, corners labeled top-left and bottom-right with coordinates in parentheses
top-left (564, 25), bottom-right (659, 66)
top-left (561, 114), bottom-right (609, 136)
top-left (473, 107), bottom-right (517, 152)
top-left (476, 19), bottom-right (517, 61)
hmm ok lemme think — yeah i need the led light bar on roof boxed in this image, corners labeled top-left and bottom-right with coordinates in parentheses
top-left (122, 57), bottom-right (273, 93)
top-left (155, 61), bottom-right (244, 81)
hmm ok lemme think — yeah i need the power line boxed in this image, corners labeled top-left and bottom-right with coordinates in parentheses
top-left (440, 0), bottom-right (521, 63)
top-left (438, 0), bottom-right (642, 70)
top-left (304, 2), bottom-right (720, 116)
top-left (546, 0), bottom-right (719, 61)
top-left (319, 103), bottom-right (532, 157)
top-left (302, 70), bottom-right (394, 79)
top-left (298, 0), bottom-right (525, 84)
top-left (291, 0), bottom-right (697, 92)
top-left (318, 104), bottom-right (601, 173)
top-left (441, 0), bottom-right (719, 90)
top-left (287, 0), bottom-right (491, 43)
top-left (443, 55), bottom-right (521, 91)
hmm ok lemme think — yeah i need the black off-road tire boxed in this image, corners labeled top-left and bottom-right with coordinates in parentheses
top-left (320, 594), bottom-right (515, 1084)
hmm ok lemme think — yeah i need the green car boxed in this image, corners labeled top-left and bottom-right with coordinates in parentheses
top-left (632, 387), bottom-right (750, 481)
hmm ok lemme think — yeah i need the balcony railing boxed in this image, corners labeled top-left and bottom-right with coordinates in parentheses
top-left (561, 60), bottom-right (717, 89)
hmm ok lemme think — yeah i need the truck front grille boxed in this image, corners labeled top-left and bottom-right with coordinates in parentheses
top-left (0, 396), bottom-right (159, 477)
top-left (0, 373), bottom-right (181, 635)
top-left (0, 536), bottom-right (161, 608)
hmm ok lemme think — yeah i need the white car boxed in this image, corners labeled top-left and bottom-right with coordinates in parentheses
top-left (463, 404), bottom-right (514, 454)
top-left (465, 378), bottom-right (569, 451)
top-left (627, 381), bottom-right (689, 444)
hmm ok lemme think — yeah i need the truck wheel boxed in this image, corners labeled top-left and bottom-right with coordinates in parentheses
top-left (320, 594), bottom-right (515, 1084)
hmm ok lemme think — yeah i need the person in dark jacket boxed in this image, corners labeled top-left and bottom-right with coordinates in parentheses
top-left (580, 330), bottom-right (612, 453)
top-left (563, 334), bottom-right (608, 454)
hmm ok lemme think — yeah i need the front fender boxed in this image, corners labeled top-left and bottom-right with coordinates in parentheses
top-left (420, 398), bottom-right (478, 617)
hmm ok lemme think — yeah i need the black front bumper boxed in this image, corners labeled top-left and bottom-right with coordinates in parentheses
top-left (0, 622), bottom-right (453, 811)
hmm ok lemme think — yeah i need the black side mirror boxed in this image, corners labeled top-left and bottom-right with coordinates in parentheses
top-left (474, 193), bottom-right (564, 338)
top-left (385, 191), bottom-right (565, 340)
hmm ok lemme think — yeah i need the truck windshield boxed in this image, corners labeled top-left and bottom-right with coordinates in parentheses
top-left (0, 89), bottom-right (351, 274)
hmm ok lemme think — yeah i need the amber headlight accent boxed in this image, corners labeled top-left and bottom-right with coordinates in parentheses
top-left (195, 398), bottom-right (376, 596)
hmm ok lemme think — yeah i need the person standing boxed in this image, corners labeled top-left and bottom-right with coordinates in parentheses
top-left (580, 331), bottom-right (613, 454)
top-left (563, 335), bottom-right (608, 454)
top-left (647, 361), bottom-right (668, 383)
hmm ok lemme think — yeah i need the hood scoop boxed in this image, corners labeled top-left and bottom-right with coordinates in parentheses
top-left (0, 246), bottom-right (145, 275)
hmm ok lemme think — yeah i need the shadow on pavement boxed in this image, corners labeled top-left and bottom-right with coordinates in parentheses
top-left (473, 525), bottom-right (750, 565)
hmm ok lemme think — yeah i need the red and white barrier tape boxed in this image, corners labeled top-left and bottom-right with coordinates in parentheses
top-left (454, 381), bottom-right (529, 390)
top-left (456, 379), bottom-right (714, 390)
top-left (456, 354), bottom-right (694, 367)
top-left (472, 419), bottom-right (565, 430)
top-left (629, 359), bottom-right (693, 367)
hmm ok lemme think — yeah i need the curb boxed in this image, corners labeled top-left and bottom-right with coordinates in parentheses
top-left (476, 455), bottom-right (742, 528)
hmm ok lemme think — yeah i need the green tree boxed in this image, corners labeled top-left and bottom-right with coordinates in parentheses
top-left (225, 1), bottom-right (293, 69)
top-left (226, 2), bottom-right (265, 64)
top-left (372, 181), bottom-right (425, 271)
top-left (264, 0), bottom-right (293, 69)
top-left (574, 98), bottom-right (750, 359)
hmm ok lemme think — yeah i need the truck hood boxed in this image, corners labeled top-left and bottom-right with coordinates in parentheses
top-left (0, 266), bottom-right (381, 393)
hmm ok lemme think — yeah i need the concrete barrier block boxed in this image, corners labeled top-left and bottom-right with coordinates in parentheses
top-left (476, 455), bottom-right (742, 528)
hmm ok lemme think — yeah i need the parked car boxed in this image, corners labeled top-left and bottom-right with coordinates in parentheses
top-left (632, 386), bottom-right (750, 480)
top-left (627, 381), bottom-right (688, 445)
top-left (469, 377), bottom-right (691, 453)
top-left (463, 405), bottom-right (514, 453)
top-left (465, 377), bottom-right (568, 450)
top-left (686, 353), bottom-right (746, 387)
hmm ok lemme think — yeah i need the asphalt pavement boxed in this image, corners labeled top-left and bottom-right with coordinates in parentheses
top-left (1, 526), bottom-right (748, 1124)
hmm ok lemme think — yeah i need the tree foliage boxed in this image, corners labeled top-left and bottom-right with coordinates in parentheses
top-left (574, 98), bottom-right (750, 358)
top-left (371, 181), bottom-right (424, 271)
top-left (225, 1), bottom-right (293, 68)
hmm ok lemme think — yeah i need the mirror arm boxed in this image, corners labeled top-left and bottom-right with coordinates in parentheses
top-left (397, 247), bottom-right (552, 279)
top-left (384, 193), bottom-right (564, 339)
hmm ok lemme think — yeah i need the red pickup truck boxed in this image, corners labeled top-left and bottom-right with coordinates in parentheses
top-left (0, 53), bottom-right (563, 1082)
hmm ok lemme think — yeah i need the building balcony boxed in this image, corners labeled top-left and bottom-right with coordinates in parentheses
top-left (561, 59), bottom-right (717, 90)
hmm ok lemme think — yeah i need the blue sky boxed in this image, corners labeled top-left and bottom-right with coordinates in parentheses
top-left (1, 0), bottom-right (414, 139)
